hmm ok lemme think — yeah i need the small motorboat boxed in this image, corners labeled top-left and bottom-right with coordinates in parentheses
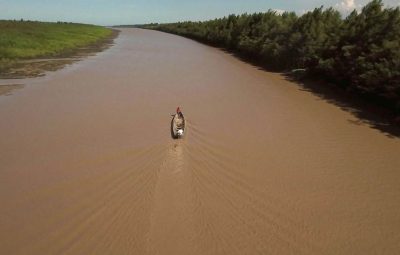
top-left (171, 108), bottom-right (185, 139)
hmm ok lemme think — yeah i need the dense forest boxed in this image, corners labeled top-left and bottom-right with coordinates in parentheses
top-left (141, 0), bottom-right (400, 116)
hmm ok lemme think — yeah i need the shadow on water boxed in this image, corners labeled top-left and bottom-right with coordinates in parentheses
top-left (283, 75), bottom-right (400, 139)
top-left (210, 44), bottom-right (400, 139)
top-left (150, 31), bottom-right (400, 138)
top-left (187, 37), bottom-right (400, 139)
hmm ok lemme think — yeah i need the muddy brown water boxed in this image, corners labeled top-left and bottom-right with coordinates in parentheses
top-left (1, 28), bottom-right (400, 254)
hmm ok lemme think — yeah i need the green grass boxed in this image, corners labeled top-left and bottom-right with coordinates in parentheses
top-left (0, 20), bottom-right (113, 60)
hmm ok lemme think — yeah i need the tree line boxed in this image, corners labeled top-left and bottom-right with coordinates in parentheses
top-left (141, 0), bottom-right (400, 116)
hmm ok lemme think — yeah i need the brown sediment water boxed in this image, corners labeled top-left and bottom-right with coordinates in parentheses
top-left (0, 28), bottom-right (399, 254)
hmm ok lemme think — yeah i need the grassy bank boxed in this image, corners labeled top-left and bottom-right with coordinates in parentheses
top-left (141, 0), bottom-right (400, 118)
top-left (0, 20), bottom-right (114, 76)
top-left (0, 20), bottom-right (112, 59)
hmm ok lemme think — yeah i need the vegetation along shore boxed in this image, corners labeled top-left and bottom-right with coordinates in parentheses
top-left (141, 0), bottom-right (400, 121)
top-left (0, 20), bottom-right (117, 78)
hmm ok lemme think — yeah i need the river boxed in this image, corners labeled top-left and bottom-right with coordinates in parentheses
top-left (1, 28), bottom-right (399, 254)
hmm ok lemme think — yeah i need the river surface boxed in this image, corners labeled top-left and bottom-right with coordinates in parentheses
top-left (1, 28), bottom-right (400, 255)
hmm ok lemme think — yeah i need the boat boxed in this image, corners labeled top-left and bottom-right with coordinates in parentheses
top-left (171, 111), bottom-right (186, 139)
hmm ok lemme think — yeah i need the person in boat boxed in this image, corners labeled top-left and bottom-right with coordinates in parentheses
top-left (175, 107), bottom-right (184, 128)
top-left (176, 107), bottom-right (183, 118)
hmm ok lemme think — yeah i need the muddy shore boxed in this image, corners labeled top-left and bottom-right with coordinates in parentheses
top-left (0, 29), bottom-right (119, 79)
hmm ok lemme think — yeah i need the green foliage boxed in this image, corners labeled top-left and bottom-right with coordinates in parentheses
top-left (0, 20), bottom-right (112, 60)
top-left (333, 0), bottom-right (400, 101)
top-left (141, 0), bottom-right (400, 114)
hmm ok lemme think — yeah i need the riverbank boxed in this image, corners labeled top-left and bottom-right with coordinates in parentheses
top-left (0, 20), bottom-right (118, 78)
top-left (142, 25), bottom-right (400, 128)
top-left (140, 1), bottom-right (400, 122)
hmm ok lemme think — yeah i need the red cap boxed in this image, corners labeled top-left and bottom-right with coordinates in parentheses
top-left (176, 107), bottom-right (181, 113)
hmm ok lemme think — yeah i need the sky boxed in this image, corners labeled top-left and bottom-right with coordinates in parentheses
top-left (1, 0), bottom-right (399, 26)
